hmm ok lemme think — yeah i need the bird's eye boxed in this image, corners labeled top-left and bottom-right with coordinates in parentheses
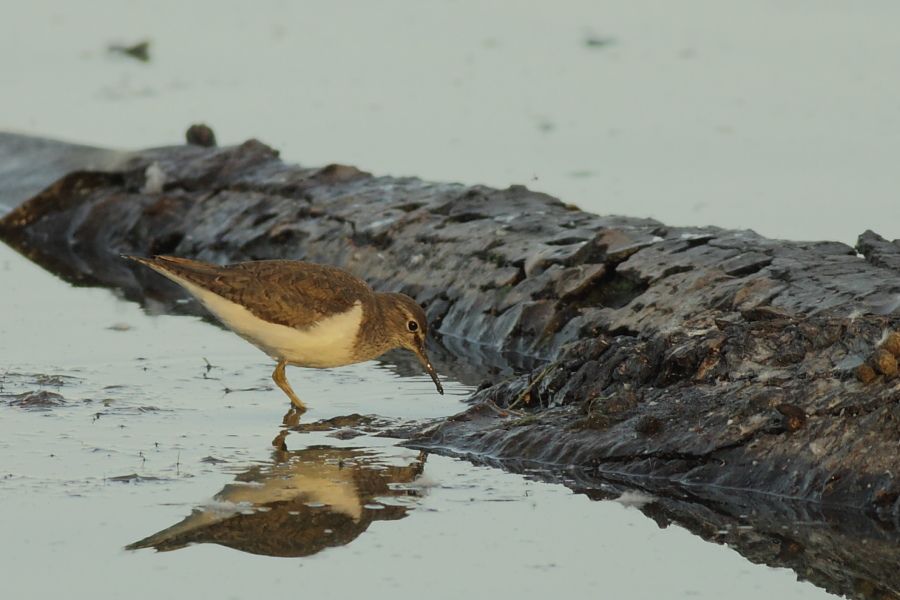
top-left (407, 320), bottom-right (419, 332)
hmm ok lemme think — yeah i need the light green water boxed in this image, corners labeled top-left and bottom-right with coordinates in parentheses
top-left (3, 1), bottom-right (894, 597)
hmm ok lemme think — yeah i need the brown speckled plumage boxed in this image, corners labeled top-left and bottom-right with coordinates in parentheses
top-left (125, 255), bottom-right (444, 409)
top-left (132, 255), bottom-right (374, 330)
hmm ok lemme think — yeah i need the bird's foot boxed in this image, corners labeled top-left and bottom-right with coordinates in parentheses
top-left (281, 406), bottom-right (304, 428)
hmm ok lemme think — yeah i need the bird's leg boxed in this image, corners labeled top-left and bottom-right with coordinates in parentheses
top-left (272, 360), bottom-right (306, 412)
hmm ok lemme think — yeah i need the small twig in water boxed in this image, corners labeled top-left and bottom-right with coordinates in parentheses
top-left (507, 362), bottom-right (557, 411)
top-left (202, 358), bottom-right (222, 379)
top-left (223, 385), bottom-right (270, 395)
top-left (483, 399), bottom-right (526, 418)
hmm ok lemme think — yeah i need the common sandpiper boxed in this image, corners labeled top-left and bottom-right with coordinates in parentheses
top-left (125, 255), bottom-right (443, 412)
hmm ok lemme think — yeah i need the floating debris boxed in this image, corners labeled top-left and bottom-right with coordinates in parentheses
top-left (33, 373), bottom-right (73, 386)
top-left (614, 491), bottom-right (656, 509)
top-left (186, 124), bottom-right (217, 148)
top-left (584, 34), bottom-right (616, 49)
top-left (327, 428), bottom-right (365, 440)
top-left (108, 40), bottom-right (150, 62)
top-left (223, 385), bottom-right (270, 395)
top-left (290, 413), bottom-right (378, 433)
top-left (536, 117), bottom-right (555, 133)
top-left (107, 473), bottom-right (165, 483)
top-left (4, 390), bottom-right (66, 409)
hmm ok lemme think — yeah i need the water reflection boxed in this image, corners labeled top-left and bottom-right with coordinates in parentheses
top-left (548, 467), bottom-right (900, 600)
top-left (128, 446), bottom-right (427, 557)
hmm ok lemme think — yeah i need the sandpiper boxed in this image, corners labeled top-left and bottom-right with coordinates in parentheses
top-left (125, 255), bottom-right (443, 411)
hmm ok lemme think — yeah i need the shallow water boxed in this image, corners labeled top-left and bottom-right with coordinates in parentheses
top-left (0, 244), bottom-right (839, 599)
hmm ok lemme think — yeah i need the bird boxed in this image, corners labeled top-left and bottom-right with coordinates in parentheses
top-left (124, 255), bottom-right (443, 412)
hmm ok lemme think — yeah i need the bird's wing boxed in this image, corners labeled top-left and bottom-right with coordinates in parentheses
top-left (131, 256), bottom-right (372, 330)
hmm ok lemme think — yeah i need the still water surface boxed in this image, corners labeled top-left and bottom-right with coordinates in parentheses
top-left (0, 243), bottom-right (835, 599)
top-left (1, 1), bottom-right (895, 597)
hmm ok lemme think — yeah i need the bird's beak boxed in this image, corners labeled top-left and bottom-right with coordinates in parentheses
top-left (414, 340), bottom-right (443, 395)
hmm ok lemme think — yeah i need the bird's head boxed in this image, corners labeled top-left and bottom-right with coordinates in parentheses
top-left (381, 292), bottom-right (443, 394)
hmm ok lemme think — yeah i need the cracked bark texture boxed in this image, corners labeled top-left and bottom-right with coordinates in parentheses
top-left (3, 131), bottom-right (900, 599)
top-left (1, 134), bottom-right (898, 520)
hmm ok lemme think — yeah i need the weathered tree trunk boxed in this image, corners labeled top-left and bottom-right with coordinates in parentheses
top-left (1, 133), bottom-right (897, 517)
top-left (3, 130), bottom-right (900, 599)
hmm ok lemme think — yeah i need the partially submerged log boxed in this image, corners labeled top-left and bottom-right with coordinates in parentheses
top-left (1, 132), bottom-right (898, 516)
top-left (0, 132), bottom-right (126, 210)
top-left (3, 129), bottom-right (900, 599)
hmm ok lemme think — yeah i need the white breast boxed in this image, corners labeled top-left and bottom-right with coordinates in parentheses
top-left (157, 269), bottom-right (363, 368)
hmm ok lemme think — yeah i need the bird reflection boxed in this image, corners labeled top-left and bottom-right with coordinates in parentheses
top-left (127, 446), bottom-right (427, 557)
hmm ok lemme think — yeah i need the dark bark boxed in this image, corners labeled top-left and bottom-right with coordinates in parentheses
top-left (1, 131), bottom-right (899, 598)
